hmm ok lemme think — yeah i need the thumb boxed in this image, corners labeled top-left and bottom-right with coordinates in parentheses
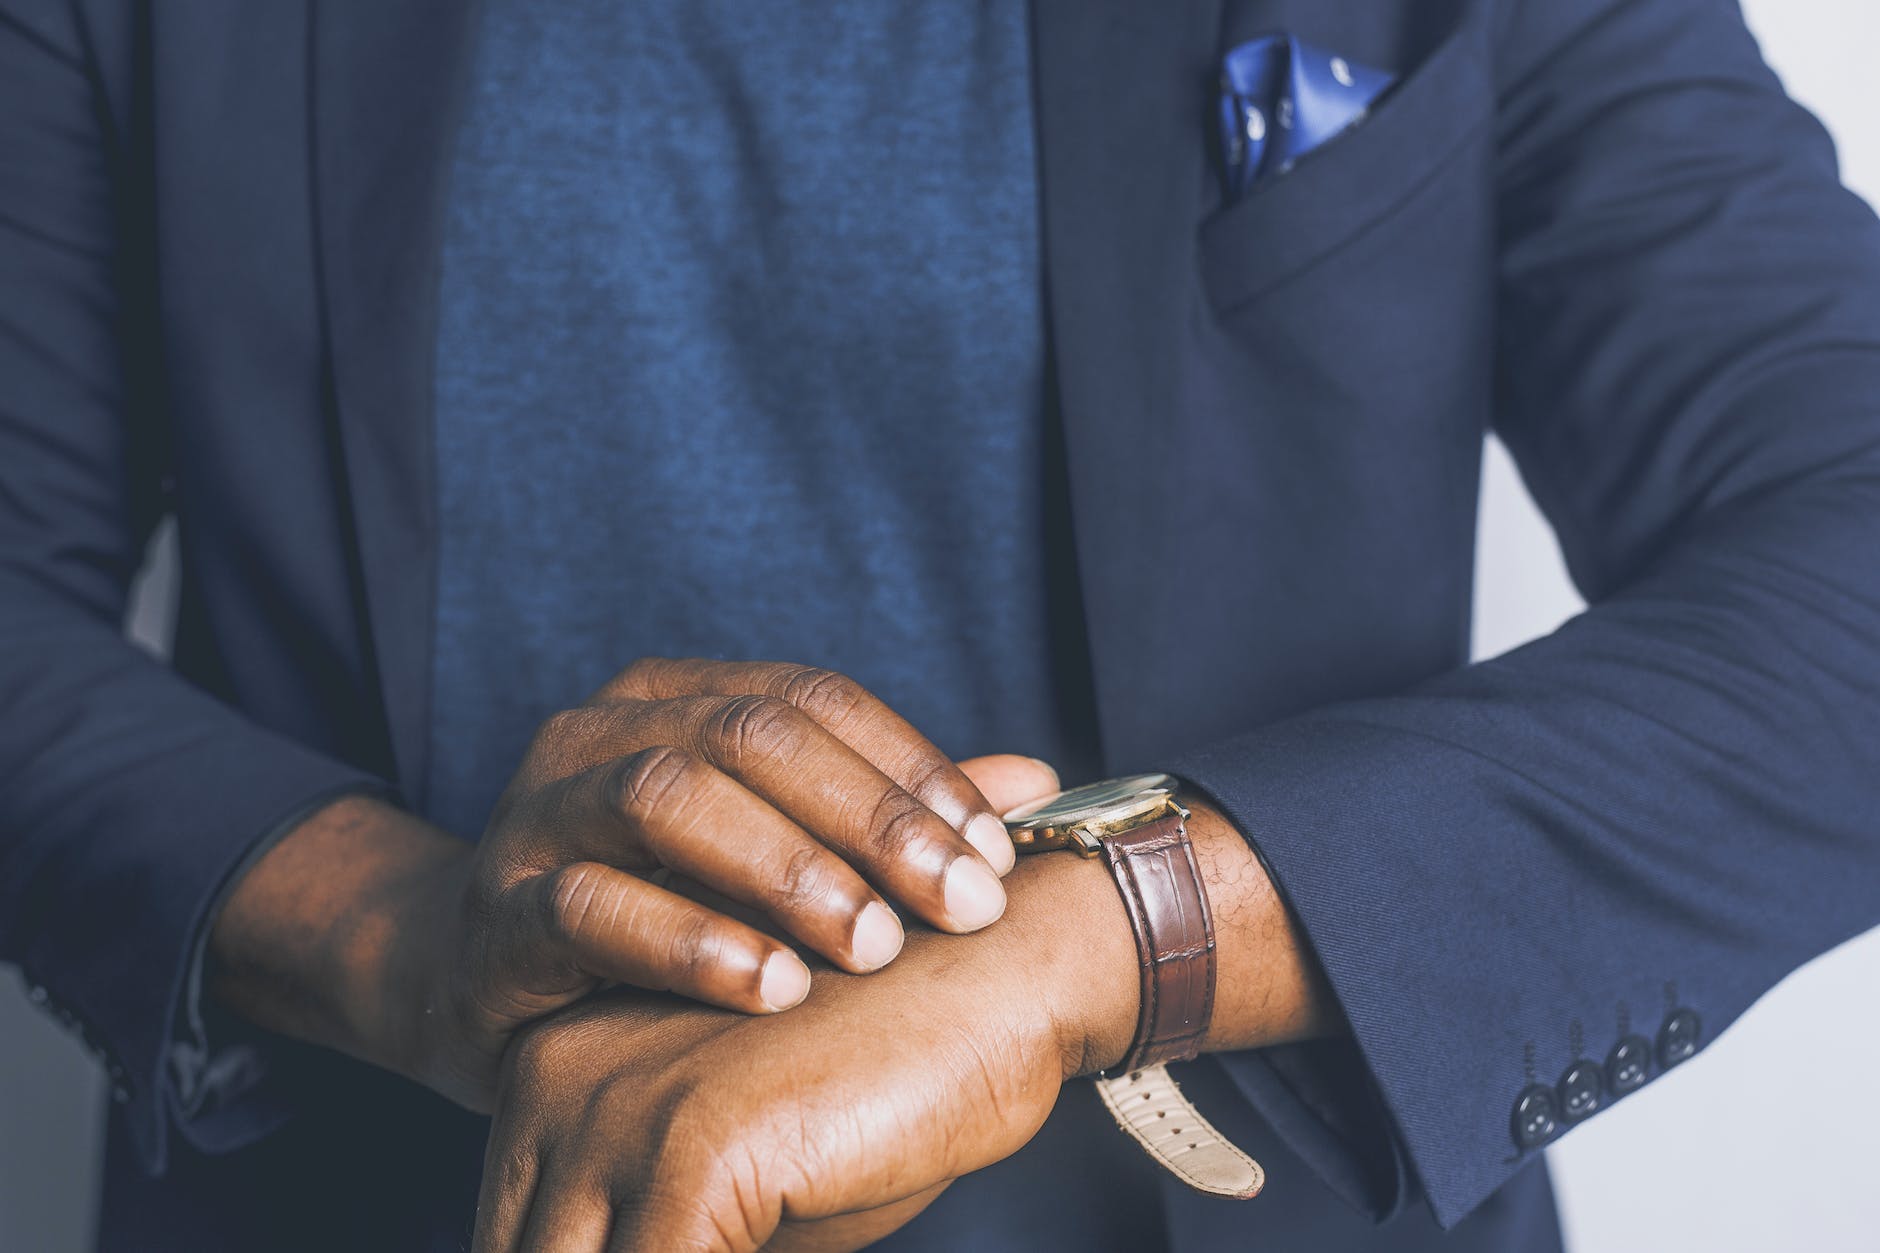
top-left (956, 754), bottom-right (1060, 816)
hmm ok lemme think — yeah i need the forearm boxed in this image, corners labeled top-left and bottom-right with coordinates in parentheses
top-left (206, 794), bottom-right (470, 1083)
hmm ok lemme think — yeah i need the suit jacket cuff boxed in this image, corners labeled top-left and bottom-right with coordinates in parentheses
top-left (1159, 757), bottom-right (1415, 1221)
top-left (1166, 716), bottom-right (1546, 1228)
top-left (16, 737), bottom-right (389, 1177)
top-left (165, 780), bottom-right (397, 1156)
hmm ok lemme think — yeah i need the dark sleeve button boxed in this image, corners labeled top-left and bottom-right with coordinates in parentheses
top-left (1556, 1060), bottom-right (1605, 1122)
top-left (1607, 1034), bottom-right (1652, 1095)
top-left (1657, 1008), bottom-right (1701, 1068)
top-left (1511, 1084), bottom-right (1560, 1151)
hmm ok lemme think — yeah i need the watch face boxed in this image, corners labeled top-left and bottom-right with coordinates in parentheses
top-left (1002, 773), bottom-right (1174, 830)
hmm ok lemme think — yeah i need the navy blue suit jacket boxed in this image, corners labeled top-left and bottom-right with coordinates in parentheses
top-left (4, 0), bottom-right (1880, 1248)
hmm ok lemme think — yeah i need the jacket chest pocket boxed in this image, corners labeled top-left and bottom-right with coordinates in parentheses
top-left (1190, 15), bottom-right (1501, 495)
top-left (1196, 19), bottom-right (1495, 317)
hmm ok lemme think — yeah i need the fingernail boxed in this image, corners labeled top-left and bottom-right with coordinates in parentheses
top-left (760, 950), bottom-right (811, 1011)
top-left (964, 812), bottom-right (1017, 876)
top-left (944, 855), bottom-right (1007, 931)
top-left (850, 901), bottom-right (905, 971)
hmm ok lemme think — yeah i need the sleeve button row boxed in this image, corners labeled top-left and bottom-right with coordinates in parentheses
top-left (1510, 1009), bottom-right (1702, 1150)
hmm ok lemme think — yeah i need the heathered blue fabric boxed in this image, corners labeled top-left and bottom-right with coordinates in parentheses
top-left (424, 0), bottom-right (1089, 840)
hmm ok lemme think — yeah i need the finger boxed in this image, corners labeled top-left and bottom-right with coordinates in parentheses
top-left (955, 754), bottom-right (1060, 816)
top-left (517, 1163), bottom-right (612, 1253)
top-left (764, 1183), bottom-right (953, 1252)
top-left (530, 861), bottom-right (811, 1013)
top-left (639, 695), bottom-right (1009, 933)
top-left (554, 749), bottom-right (905, 973)
top-left (472, 1137), bottom-right (540, 1253)
top-left (602, 659), bottom-right (1016, 873)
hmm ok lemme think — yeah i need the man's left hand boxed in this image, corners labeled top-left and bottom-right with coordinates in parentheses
top-left (471, 759), bottom-right (1334, 1251)
top-left (471, 755), bottom-right (1134, 1252)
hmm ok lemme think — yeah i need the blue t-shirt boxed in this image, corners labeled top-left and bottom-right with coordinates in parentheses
top-left (426, 1), bottom-right (1096, 837)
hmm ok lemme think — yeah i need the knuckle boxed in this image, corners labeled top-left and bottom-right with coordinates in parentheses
top-left (531, 707), bottom-right (592, 751)
top-left (616, 654), bottom-right (666, 691)
top-left (866, 789), bottom-right (935, 861)
top-left (508, 1016), bottom-right (580, 1088)
top-left (524, 706), bottom-right (618, 780)
top-left (544, 862), bottom-right (611, 945)
top-left (661, 910), bottom-right (727, 985)
top-left (901, 753), bottom-right (963, 805)
top-left (592, 655), bottom-right (678, 703)
top-left (707, 693), bottom-right (802, 765)
top-left (485, 1144), bottom-right (535, 1199)
top-left (641, 1106), bottom-right (768, 1252)
top-left (638, 1183), bottom-right (749, 1253)
top-left (778, 665), bottom-right (866, 724)
top-left (537, 703), bottom-right (601, 741)
top-left (612, 745), bottom-right (698, 821)
top-left (770, 843), bottom-right (840, 916)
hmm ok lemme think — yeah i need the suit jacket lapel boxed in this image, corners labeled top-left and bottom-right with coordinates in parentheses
top-left (311, 0), bottom-right (483, 800)
top-left (1031, 0), bottom-right (1222, 766)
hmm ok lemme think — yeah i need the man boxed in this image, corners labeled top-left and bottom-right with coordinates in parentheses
top-left (3, 0), bottom-right (1878, 1249)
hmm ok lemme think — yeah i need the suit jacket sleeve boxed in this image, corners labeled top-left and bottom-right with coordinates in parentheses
top-left (0, 3), bottom-right (385, 1174)
top-left (1168, 0), bottom-right (1880, 1227)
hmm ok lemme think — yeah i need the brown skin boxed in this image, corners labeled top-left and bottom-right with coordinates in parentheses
top-left (472, 758), bottom-right (1335, 1253)
top-left (208, 660), bottom-right (1330, 1251)
top-left (209, 659), bottom-right (1023, 1113)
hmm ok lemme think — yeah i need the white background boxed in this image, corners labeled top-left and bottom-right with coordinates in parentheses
top-left (3, 2), bottom-right (1879, 1248)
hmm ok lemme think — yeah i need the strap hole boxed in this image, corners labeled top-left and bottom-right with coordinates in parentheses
top-left (1156, 1111), bottom-right (1166, 1118)
top-left (1189, 1143), bottom-right (1198, 1150)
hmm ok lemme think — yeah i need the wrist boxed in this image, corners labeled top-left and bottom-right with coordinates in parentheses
top-left (999, 845), bottom-right (1141, 1080)
top-left (363, 847), bottom-right (477, 1091)
top-left (208, 796), bottom-right (472, 1081)
top-left (1000, 791), bottom-right (1327, 1081)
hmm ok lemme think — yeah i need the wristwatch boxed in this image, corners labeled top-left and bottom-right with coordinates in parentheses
top-left (1003, 773), bottom-right (1265, 1199)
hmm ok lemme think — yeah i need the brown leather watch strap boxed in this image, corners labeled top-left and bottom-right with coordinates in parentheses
top-left (1099, 808), bottom-right (1216, 1075)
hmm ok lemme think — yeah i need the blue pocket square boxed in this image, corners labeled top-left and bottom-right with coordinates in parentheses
top-left (1218, 35), bottom-right (1395, 203)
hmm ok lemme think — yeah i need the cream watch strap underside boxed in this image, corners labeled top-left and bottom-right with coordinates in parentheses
top-left (1094, 1063), bottom-right (1265, 1199)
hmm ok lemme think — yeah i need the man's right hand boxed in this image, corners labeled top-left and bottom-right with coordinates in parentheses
top-left (208, 658), bottom-right (1050, 1113)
